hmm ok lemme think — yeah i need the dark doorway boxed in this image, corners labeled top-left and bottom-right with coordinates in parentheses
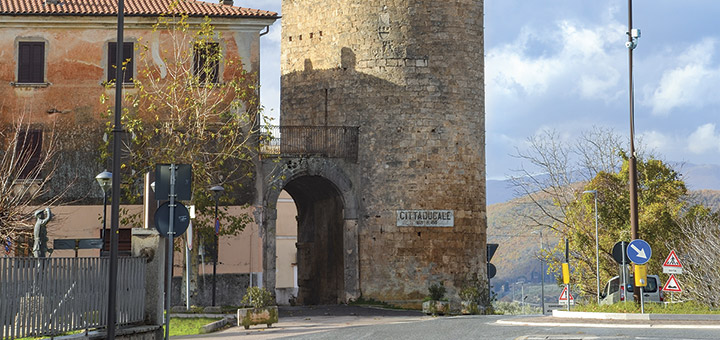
top-left (284, 176), bottom-right (345, 305)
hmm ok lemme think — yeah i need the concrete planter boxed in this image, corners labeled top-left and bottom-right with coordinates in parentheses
top-left (422, 300), bottom-right (450, 315)
top-left (460, 300), bottom-right (480, 315)
top-left (237, 306), bottom-right (278, 329)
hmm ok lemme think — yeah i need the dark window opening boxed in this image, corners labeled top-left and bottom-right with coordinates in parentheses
top-left (193, 42), bottom-right (220, 84)
top-left (15, 129), bottom-right (43, 179)
top-left (108, 42), bottom-right (134, 83)
top-left (18, 42), bottom-right (45, 83)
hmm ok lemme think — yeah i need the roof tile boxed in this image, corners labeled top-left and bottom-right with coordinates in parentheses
top-left (0, 0), bottom-right (278, 18)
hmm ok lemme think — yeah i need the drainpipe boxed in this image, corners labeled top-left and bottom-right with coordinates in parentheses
top-left (260, 25), bottom-right (270, 37)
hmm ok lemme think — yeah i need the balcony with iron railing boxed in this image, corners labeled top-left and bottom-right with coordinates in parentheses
top-left (260, 125), bottom-right (359, 162)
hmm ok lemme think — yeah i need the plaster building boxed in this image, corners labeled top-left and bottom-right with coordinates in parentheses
top-left (0, 0), bottom-right (278, 305)
top-left (260, 0), bottom-right (488, 307)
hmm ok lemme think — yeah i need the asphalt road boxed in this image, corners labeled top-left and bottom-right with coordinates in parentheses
top-left (279, 315), bottom-right (720, 340)
top-left (175, 306), bottom-right (720, 340)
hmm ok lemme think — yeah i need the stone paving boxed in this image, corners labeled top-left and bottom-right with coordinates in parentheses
top-left (172, 305), bottom-right (430, 339)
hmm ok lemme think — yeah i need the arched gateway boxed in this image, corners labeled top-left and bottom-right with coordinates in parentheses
top-left (261, 157), bottom-right (360, 304)
top-left (262, 0), bottom-right (488, 307)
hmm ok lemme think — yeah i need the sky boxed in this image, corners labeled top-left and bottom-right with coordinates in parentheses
top-left (248, 0), bottom-right (720, 181)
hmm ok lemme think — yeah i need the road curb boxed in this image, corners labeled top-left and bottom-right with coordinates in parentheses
top-left (552, 310), bottom-right (720, 321)
top-left (496, 319), bottom-right (720, 329)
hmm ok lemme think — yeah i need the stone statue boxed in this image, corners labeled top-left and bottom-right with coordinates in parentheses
top-left (32, 207), bottom-right (51, 258)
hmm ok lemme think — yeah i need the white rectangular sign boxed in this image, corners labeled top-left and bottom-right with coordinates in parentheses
top-left (663, 266), bottom-right (683, 274)
top-left (396, 210), bottom-right (454, 227)
top-left (544, 303), bottom-right (565, 314)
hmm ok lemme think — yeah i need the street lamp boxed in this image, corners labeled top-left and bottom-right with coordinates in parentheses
top-left (533, 230), bottom-right (545, 314)
top-left (583, 190), bottom-right (600, 304)
top-left (209, 185), bottom-right (224, 307)
top-left (95, 171), bottom-right (112, 246)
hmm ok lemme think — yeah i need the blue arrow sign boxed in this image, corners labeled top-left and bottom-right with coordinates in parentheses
top-left (627, 239), bottom-right (652, 265)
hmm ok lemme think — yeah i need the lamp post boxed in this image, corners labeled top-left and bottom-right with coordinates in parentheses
top-left (532, 229), bottom-right (545, 313)
top-left (583, 190), bottom-right (600, 304)
top-left (209, 185), bottom-right (224, 307)
top-left (95, 171), bottom-right (112, 246)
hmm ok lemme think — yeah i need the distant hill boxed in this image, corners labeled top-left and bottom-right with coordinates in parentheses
top-left (487, 179), bottom-right (516, 205)
top-left (486, 189), bottom-right (720, 288)
top-left (675, 163), bottom-right (720, 191)
top-left (487, 163), bottom-right (720, 206)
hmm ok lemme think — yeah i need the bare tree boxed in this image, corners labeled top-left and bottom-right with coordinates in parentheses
top-left (508, 127), bottom-right (689, 299)
top-left (100, 12), bottom-right (265, 303)
top-left (671, 211), bottom-right (720, 308)
top-left (509, 127), bottom-right (625, 232)
top-left (0, 110), bottom-right (63, 256)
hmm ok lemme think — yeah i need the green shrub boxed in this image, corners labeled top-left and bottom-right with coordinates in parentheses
top-left (428, 281), bottom-right (447, 301)
top-left (241, 287), bottom-right (275, 309)
top-left (459, 285), bottom-right (482, 303)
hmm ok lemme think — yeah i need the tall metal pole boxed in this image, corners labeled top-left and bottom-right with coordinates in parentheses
top-left (584, 190), bottom-right (600, 304)
top-left (627, 0), bottom-right (639, 241)
top-left (212, 198), bottom-right (218, 306)
top-left (209, 185), bottom-right (224, 306)
top-left (627, 0), bottom-right (641, 304)
top-left (107, 0), bottom-right (125, 337)
top-left (593, 193), bottom-right (599, 304)
top-left (101, 192), bottom-right (108, 241)
top-left (165, 164), bottom-right (177, 340)
top-left (539, 230), bottom-right (545, 314)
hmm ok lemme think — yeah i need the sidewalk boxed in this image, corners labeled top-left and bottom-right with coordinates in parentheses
top-left (172, 305), bottom-right (430, 339)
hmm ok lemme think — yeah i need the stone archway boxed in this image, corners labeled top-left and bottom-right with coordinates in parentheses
top-left (262, 158), bottom-right (359, 304)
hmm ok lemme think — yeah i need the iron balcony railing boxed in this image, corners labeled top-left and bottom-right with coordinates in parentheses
top-left (261, 125), bottom-right (359, 162)
top-left (0, 257), bottom-right (146, 340)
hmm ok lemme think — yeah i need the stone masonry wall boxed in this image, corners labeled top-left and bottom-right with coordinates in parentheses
top-left (281, 0), bottom-right (487, 305)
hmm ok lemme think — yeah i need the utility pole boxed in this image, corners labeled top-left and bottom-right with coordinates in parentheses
top-left (626, 0), bottom-right (642, 304)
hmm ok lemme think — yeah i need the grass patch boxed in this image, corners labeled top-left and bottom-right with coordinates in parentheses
top-left (173, 305), bottom-right (243, 314)
top-left (16, 330), bottom-right (83, 340)
top-left (164, 317), bottom-right (224, 336)
top-left (348, 296), bottom-right (403, 310)
top-left (574, 301), bottom-right (720, 314)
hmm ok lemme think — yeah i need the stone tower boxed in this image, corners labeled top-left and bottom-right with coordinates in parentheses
top-left (263, 0), bottom-right (487, 306)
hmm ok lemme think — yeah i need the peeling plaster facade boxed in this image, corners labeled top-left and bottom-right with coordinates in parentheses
top-left (0, 7), bottom-right (276, 282)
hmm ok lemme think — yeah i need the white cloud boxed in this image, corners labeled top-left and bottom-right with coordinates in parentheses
top-left (647, 38), bottom-right (720, 116)
top-left (486, 19), bottom-right (625, 103)
top-left (687, 123), bottom-right (720, 154)
top-left (639, 130), bottom-right (670, 151)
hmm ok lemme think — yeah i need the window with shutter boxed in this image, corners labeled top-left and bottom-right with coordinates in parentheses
top-left (108, 42), bottom-right (134, 83)
top-left (15, 129), bottom-right (43, 179)
top-left (193, 42), bottom-right (220, 84)
top-left (18, 42), bottom-right (45, 83)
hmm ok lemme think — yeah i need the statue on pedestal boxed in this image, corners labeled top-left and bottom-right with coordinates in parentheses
top-left (32, 207), bottom-right (52, 258)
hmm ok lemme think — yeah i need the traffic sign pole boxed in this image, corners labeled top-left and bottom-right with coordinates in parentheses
top-left (622, 244), bottom-right (627, 303)
top-left (164, 164), bottom-right (176, 340)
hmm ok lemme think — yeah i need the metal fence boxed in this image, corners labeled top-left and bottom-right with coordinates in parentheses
top-left (0, 257), bottom-right (146, 340)
top-left (261, 125), bottom-right (359, 162)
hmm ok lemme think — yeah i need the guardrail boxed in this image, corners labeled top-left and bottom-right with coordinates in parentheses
top-left (0, 257), bottom-right (145, 340)
top-left (261, 125), bottom-right (359, 162)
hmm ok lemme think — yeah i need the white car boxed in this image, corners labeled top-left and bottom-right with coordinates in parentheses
top-left (600, 275), bottom-right (664, 304)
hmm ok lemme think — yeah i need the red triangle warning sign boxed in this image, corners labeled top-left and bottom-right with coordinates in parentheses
top-left (662, 274), bottom-right (682, 293)
top-left (663, 250), bottom-right (683, 267)
top-left (558, 286), bottom-right (574, 301)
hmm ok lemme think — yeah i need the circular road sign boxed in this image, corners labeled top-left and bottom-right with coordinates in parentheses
top-left (627, 239), bottom-right (652, 265)
top-left (612, 241), bottom-right (630, 264)
top-left (487, 263), bottom-right (497, 279)
top-left (155, 202), bottom-right (191, 237)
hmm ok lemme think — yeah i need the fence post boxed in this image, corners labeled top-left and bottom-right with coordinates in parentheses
top-left (131, 228), bottom-right (165, 330)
